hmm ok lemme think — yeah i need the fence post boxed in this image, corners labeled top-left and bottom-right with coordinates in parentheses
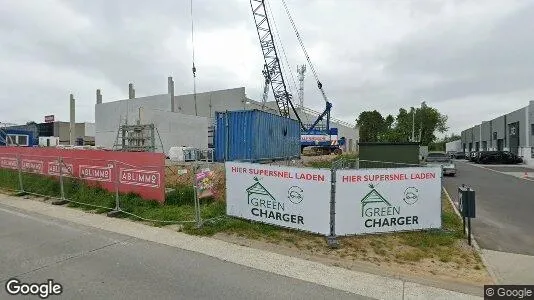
top-left (16, 154), bottom-right (24, 195)
top-left (327, 167), bottom-right (339, 248)
top-left (59, 157), bottom-right (65, 199)
top-left (52, 156), bottom-right (69, 205)
top-left (107, 160), bottom-right (121, 217)
top-left (193, 163), bottom-right (202, 228)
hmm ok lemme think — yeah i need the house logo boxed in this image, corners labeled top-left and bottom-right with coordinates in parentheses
top-left (245, 177), bottom-right (305, 225)
top-left (403, 187), bottom-right (419, 205)
top-left (246, 177), bottom-right (276, 204)
top-left (360, 184), bottom-right (391, 217)
top-left (360, 184), bottom-right (418, 229)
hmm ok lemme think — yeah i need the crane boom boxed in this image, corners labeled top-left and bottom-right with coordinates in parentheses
top-left (249, 0), bottom-right (305, 130)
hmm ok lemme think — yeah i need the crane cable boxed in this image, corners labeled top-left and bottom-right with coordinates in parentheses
top-left (280, 0), bottom-right (327, 101)
top-left (265, 0), bottom-right (299, 97)
top-left (190, 0), bottom-right (198, 116)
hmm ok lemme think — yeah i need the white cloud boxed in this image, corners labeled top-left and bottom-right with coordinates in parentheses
top-left (1, 0), bottom-right (532, 138)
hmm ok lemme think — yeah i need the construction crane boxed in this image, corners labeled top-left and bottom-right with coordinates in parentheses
top-left (249, 0), bottom-right (343, 154)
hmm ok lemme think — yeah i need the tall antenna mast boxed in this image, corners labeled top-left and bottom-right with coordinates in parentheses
top-left (297, 64), bottom-right (306, 107)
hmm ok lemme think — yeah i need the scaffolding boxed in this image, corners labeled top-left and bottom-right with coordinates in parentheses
top-left (113, 122), bottom-right (159, 152)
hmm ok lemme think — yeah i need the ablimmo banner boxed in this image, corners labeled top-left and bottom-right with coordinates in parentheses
top-left (0, 147), bottom-right (166, 202)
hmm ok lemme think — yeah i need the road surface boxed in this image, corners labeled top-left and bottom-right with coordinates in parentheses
top-left (443, 161), bottom-right (534, 256)
top-left (0, 203), bottom-right (365, 300)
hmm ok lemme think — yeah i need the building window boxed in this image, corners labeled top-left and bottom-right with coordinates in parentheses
top-left (531, 124), bottom-right (534, 135)
top-left (6, 135), bottom-right (17, 146)
top-left (6, 134), bottom-right (29, 146)
top-left (18, 135), bottom-right (28, 146)
top-left (493, 132), bottom-right (497, 140)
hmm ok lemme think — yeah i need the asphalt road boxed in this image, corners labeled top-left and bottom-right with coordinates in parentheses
top-left (443, 161), bottom-right (534, 256)
top-left (0, 204), bottom-right (365, 300)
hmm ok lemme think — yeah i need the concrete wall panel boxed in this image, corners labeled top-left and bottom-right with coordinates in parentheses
top-left (173, 88), bottom-right (247, 118)
top-left (95, 105), bottom-right (208, 154)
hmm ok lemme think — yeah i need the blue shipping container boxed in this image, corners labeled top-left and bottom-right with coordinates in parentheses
top-left (215, 110), bottom-right (300, 162)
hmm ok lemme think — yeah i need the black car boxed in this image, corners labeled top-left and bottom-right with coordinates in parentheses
top-left (452, 152), bottom-right (466, 159)
top-left (468, 151), bottom-right (479, 162)
top-left (478, 151), bottom-right (523, 164)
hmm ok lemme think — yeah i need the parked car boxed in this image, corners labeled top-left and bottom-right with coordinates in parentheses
top-left (452, 151), bottom-right (466, 159)
top-left (425, 151), bottom-right (456, 176)
top-left (478, 151), bottom-right (523, 164)
top-left (468, 151), bottom-right (478, 162)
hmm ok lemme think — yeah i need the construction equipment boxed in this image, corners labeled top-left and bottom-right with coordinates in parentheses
top-left (249, 0), bottom-right (344, 154)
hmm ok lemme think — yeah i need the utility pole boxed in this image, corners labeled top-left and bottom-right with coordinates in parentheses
top-left (411, 107), bottom-right (415, 142)
top-left (419, 100), bottom-right (426, 143)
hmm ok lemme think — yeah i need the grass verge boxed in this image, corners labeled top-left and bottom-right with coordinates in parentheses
top-left (0, 168), bottom-right (225, 226)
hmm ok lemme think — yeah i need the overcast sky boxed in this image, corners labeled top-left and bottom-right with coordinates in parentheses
top-left (1, 0), bottom-right (533, 135)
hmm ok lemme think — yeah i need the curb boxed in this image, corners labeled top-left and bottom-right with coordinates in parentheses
top-left (0, 194), bottom-right (482, 300)
top-left (442, 186), bottom-right (501, 284)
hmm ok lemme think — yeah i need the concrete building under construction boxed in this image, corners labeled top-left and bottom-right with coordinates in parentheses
top-left (94, 77), bottom-right (359, 155)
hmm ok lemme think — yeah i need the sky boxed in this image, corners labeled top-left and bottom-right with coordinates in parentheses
top-left (1, 0), bottom-right (533, 136)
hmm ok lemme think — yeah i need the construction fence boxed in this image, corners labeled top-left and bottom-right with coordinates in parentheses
top-left (226, 158), bottom-right (443, 245)
top-left (0, 146), bottom-right (443, 243)
top-left (0, 147), bottom-right (222, 227)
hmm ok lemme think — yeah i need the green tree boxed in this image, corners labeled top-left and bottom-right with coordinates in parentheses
top-left (355, 110), bottom-right (386, 142)
top-left (391, 104), bottom-right (448, 145)
top-left (356, 104), bottom-right (448, 145)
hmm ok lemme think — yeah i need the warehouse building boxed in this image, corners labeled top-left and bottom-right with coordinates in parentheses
top-left (460, 100), bottom-right (534, 166)
top-left (95, 77), bottom-right (359, 154)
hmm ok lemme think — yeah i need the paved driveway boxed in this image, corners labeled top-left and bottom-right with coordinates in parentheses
top-left (443, 161), bottom-right (534, 256)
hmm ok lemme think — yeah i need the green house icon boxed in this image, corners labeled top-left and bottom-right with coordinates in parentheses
top-left (361, 184), bottom-right (391, 217)
top-left (246, 179), bottom-right (276, 203)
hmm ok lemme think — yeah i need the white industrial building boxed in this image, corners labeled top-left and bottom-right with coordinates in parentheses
top-left (95, 77), bottom-right (359, 155)
top-left (460, 100), bottom-right (534, 166)
top-left (445, 140), bottom-right (462, 153)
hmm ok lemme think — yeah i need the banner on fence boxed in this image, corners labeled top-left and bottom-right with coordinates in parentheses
top-left (225, 162), bottom-right (331, 235)
top-left (196, 168), bottom-right (214, 199)
top-left (0, 147), bottom-right (166, 202)
top-left (335, 167), bottom-right (442, 235)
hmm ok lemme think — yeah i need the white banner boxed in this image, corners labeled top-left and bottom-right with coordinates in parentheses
top-left (225, 162), bottom-right (331, 235)
top-left (335, 167), bottom-right (442, 235)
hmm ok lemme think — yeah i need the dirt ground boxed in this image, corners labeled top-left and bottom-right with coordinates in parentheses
top-left (213, 230), bottom-right (492, 288)
top-left (211, 196), bottom-right (493, 288)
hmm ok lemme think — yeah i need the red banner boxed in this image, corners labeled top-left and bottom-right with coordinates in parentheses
top-left (0, 147), bottom-right (166, 203)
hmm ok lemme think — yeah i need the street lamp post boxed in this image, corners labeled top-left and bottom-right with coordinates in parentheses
top-left (411, 108), bottom-right (415, 142)
top-left (419, 100), bottom-right (426, 143)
